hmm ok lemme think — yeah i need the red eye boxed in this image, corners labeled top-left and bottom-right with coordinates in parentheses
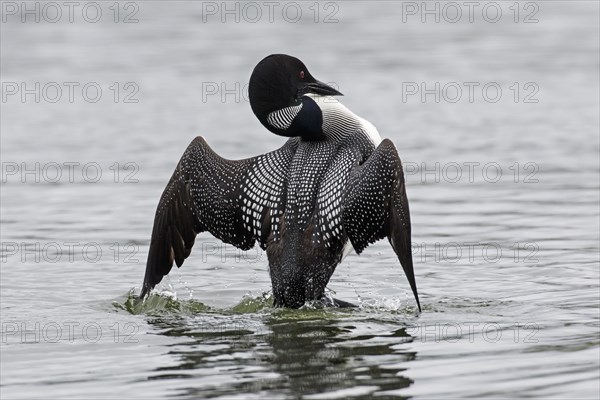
top-left (299, 71), bottom-right (305, 79)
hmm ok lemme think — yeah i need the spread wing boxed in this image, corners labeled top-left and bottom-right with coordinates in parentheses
top-left (342, 139), bottom-right (421, 311)
top-left (140, 136), bottom-right (298, 299)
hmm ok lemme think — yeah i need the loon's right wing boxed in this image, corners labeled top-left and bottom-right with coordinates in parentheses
top-left (342, 139), bottom-right (421, 311)
top-left (140, 136), bottom-right (298, 299)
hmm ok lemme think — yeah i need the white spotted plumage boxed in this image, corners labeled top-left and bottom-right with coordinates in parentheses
top-left (240, 140), bottom-right (298, 243)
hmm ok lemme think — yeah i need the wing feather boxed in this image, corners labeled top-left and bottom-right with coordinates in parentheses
top-left (342, 139), bottom-right (420, 311)
top-left (140, 136), bottom-right (297, 298)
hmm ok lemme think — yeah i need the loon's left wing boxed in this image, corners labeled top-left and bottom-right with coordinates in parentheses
top-left (342, 139), bottom-right (421, 311)
top-left (140, 136), bottom-right (297, 299)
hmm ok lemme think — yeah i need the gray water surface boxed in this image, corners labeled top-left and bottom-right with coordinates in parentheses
top-left (1, 1), bottom-right (599, 399)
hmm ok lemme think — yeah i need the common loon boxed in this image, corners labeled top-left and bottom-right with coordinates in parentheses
top-left (140, 54), bottom-right (421, 311)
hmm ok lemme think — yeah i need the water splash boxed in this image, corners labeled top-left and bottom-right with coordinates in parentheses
top-left (112, 288), bottom-right (211, 315)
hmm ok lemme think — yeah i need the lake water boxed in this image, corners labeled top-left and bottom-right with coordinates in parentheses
top-left (1, 1), bottom-right (599, 399)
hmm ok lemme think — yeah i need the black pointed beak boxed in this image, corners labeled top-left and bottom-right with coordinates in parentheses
top-left (299, 80), bottom-right (343, 97)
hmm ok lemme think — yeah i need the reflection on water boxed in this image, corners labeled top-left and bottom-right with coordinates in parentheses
top-left (137, 299), bottom-right (416, 398)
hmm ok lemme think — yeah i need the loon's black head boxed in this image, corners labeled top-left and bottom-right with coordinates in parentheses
top-left (249, 54), bottom-right (342, 138)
